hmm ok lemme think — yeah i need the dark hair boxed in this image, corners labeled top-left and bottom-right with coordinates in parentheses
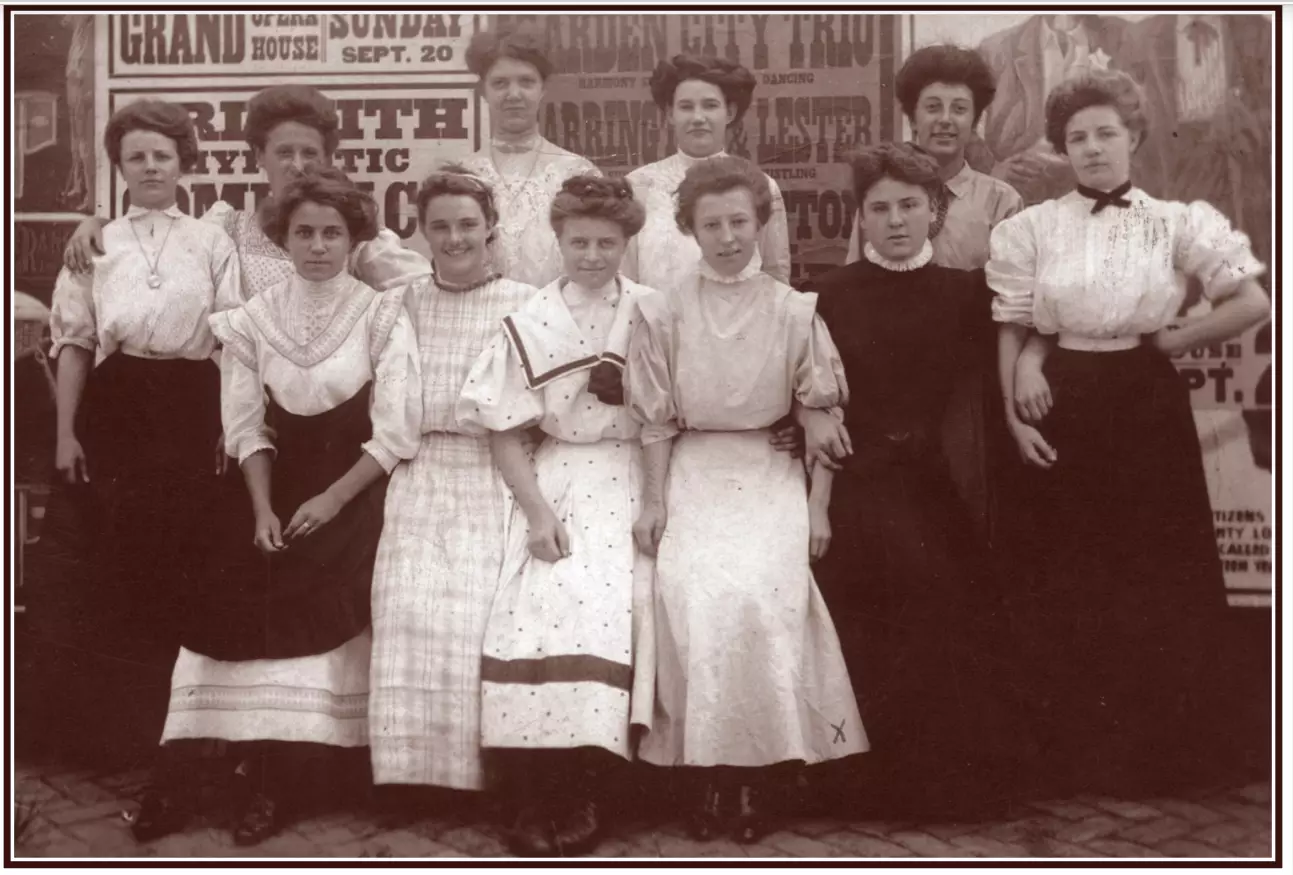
top-left (549, 175), bottom-right (646, 238)
top-left (260, 166), bottom-right (378, 249)
top-left (245, 85), bottom-right (340, 155)
top-left (847, 143), bottom-right (942, 205)
top-left (1044, 69), bottom-right (1148, 154)
top-left (415, 163), bottom-right (499, 238)
top-left (104, 99), bottom-right (200, 173)
top-left (649, 54), bottom-right (757, 124)
top-left (466, 22), bottom-right (554, 81)
top-left (896, 44), bottom-right (997, 124)
top-left (674, 155), bottom-right (773, 234)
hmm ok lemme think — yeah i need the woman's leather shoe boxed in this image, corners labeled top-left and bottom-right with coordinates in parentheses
top-left (553, 799), bottom-right (604, 856)
top-left (686, 783), bottom-right (725, 842)
top-left (129, 790), bottom-right (189, 843)
top-left (232, 792), bottom-right (281, 847)
top-left (731, 784), bottom-right (772, 845)
top-left (507, 806), bottom-right (558, 857)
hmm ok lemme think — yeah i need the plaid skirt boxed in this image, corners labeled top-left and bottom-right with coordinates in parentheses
top-left (368, 432), bottom-right (513, 790)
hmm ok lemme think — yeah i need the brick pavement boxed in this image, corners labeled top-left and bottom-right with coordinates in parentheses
top-left (11, 761), bottom-right (1273, 860)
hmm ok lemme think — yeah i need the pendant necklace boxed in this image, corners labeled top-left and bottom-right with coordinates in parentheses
top-left (129, 213), bottom-right (177, 289)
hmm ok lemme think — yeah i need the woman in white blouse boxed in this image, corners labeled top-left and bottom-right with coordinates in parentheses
top-left (457, 23), bottom-right (600, 287)
top-left (622, 54), bottom-right (792, 289)
top-left (46, 98), bottom-right (239, 760)
top-left (457, 175), bottom-right (656, 856)
top-left (989, 69), bottom-right (1269, 797)
top-left (140, 167), bottom-right (422, 846)
top-left (63, 85), bottom-right (429, 296)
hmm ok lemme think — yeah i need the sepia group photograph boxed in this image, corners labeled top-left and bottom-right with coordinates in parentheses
top-left (5, 1), bottom-right (1282, 864)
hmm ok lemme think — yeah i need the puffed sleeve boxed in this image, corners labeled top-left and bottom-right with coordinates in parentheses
top-left (994, 183), bottom-right (1025, 223)
top-left (986, 210), bottom-right (1039, 327)
top-left (199, 200), bottom-right (238, 236)
top-left (760, 177), bottom-right (793, 284)
top-left (209, 308), bottom-right (274, 463)
top-left (456, 330), bottom-right (545, 433)
top-left (210, 227), bottom-right (244, 314)
top-left (362, 286), bottom-right (424, 473)
top-left (572, 155), bottom-right (603, 178)
top-left (788, 291), bottom-right (848, 410)
top-left (352, 229), bottom-right (432, 292)
top-left (1174, 201), bottom-right (1267, 301)
top-left (618, 169), bottom-right (650, 283)
top-left (624, 291), bottom-right (680, 445)
top-left (48, 267), bottom-right (97, 359)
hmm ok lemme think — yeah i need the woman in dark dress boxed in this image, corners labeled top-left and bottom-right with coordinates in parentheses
top-left (797, 143), bottom-right (1041, 817)
top-left (990, 70), bottom-right (1270, 797)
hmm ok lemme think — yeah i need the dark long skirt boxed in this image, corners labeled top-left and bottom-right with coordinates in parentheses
top-left (1006, 344), bottom-right (1229, 795)
top-left (54, 353), bottom-right (223, 665)
top-left (184, 382), bottom-right (386, 662)
top-left (814, 434), bottom-right (1042, 817)
top-left (18, 354), bottom-right (222, 761)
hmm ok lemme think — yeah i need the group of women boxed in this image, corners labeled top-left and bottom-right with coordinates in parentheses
top-left (50, 23), bottom-right (1269, 858)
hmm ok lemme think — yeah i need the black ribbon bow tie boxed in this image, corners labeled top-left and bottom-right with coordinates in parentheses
top-left (1078, 181), bottom-right (1133, 214)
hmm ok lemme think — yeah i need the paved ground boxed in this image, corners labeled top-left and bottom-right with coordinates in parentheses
top-left (12, 760), bottom-right (1273, 860)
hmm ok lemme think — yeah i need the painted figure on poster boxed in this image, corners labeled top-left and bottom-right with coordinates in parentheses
top-left (978, 13), bottom-right (1129, 205)
top-left (63, 13), bottom-right (96, 212)
top-left (1116, 13), bottom-right (1272, 265)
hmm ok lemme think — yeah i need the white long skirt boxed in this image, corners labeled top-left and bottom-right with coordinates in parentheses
top-left (479, 437), bottom-right (655, 758)
top-left (368, 432), bottom-right (511, 790)
top-left (637, 430), bottom-right (868, 768)
top-left (161, 631), bottom-right (370, 748)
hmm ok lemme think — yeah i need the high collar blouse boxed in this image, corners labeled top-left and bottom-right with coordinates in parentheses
top-left (987, 188), bottom-right (1265, 339)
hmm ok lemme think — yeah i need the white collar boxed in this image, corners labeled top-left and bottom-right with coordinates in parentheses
top-left (126, 204), bottom-right (185, 220)
top-left (863, 240), bottom-right (934, 272)
top-left (944, 160), bottom-right (977, 200)
top-left (672, 149), bottom-right (727, 171)
top-left (562, 275), bottom-right (620, 303)
top-left (490, 132), bottom-right (544, 153)
top-left (291, 269), bottom-right (352, 299)
top-left (699, 249), bottom-right (764, 284)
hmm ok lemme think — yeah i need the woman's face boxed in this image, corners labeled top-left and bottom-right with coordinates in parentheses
top-left (671, 78), bottom-right (735, 159)
top-left (691, 187), bottom-right (761, 276)
top-left (258, 120), bottom-right (330, 198)
top-left (286, 200), bottom-right (351, 282)
top-left (912, 81), bottom-right (976, 165)
top-left (1063, 104), bottom-right (1137, 190)
top-left (420, 193), bottom-right (492, 282)
top-left (483, 57), bottom-right (545, 138)
top-left (860, 176), bottom-right (933, 262)
top-left (558, 216), bottom-right (627, 289)
top-left (119, 129), bottom-right (182, 210)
